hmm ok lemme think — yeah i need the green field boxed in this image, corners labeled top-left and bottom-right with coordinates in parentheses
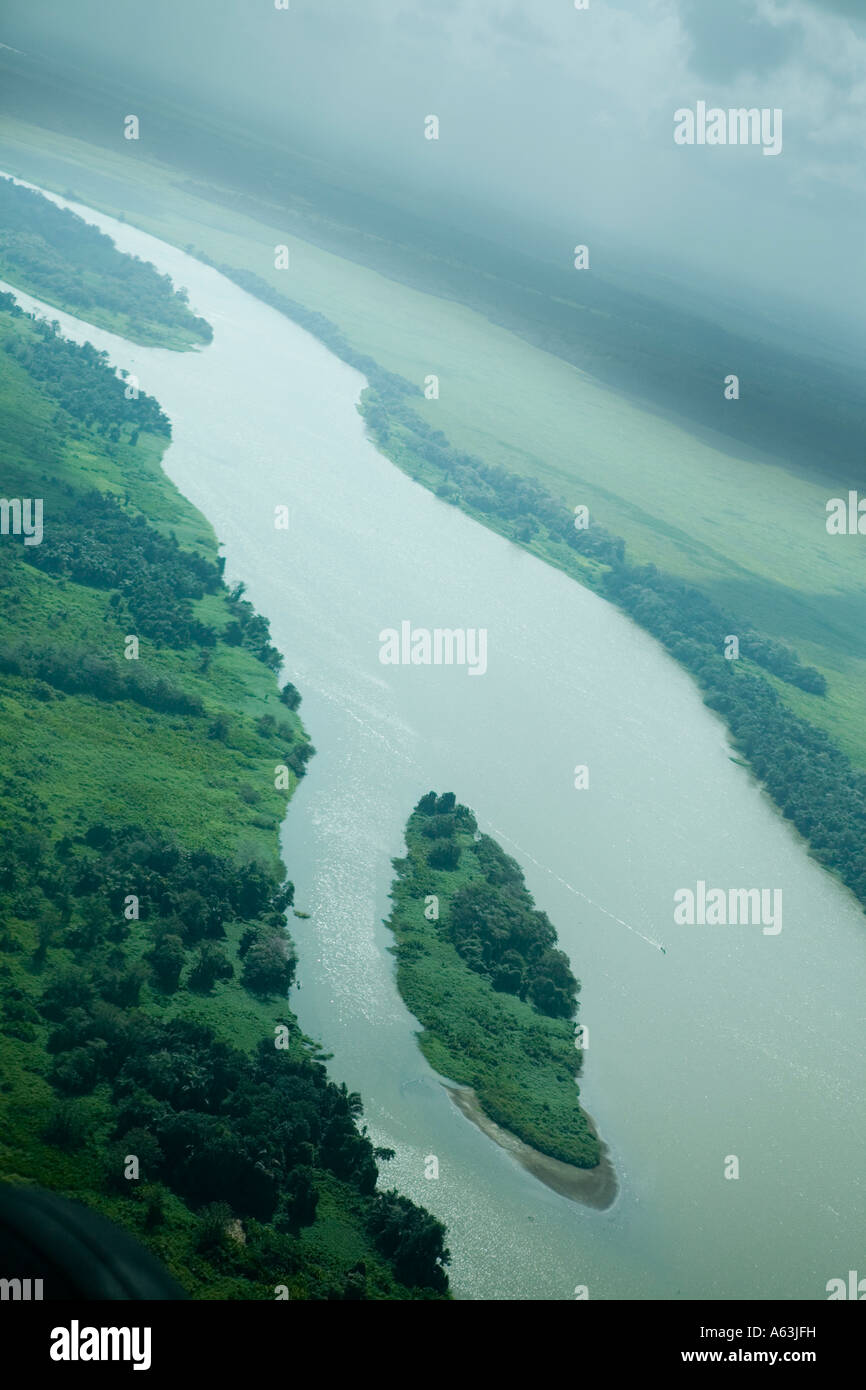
top-left (0, 117), bottom-right (862, 766)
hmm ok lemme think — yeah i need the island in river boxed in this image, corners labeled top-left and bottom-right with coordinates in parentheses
top-left (386, 793), bottom-right (616, 1206)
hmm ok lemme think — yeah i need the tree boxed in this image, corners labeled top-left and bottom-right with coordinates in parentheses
top-left (147, 934), bottom-right (185, 993)
top-left (367, 1190), bottom-right (450, 1292)
top-left (33, 904), bottom-right (63, 965)
top-left (492, 949), bottom-right (525, 996)
top-left (208, 713), bottom-right (231, 741)
top-left (241, 937), bottom-right (294, 996)
top-left (88, 955), bottom-right (147, 1009)
top-left (428, 841), bottom-right (460, 871)
top-left (422, 813), bottom-right (456, 840)
top-left (527, 972), bottom-right (574, 1020)
top-left (195, 1201), bottom-right (233, 1254)
top-left (187, 943), bottom-right (233, 994)
top-left (275, 1167), bottom-right (319, 1236)
top-left (41, 1099), bottom-right (89, 1150)
top-left (40, 967), bottom-right (94, 1020)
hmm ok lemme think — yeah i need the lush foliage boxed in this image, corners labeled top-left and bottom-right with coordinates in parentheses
top-left (385, 794), bottom-right (599, 1169)
top-left (415, 794), bottom-right (578, 1019)
top-left (26, 487), bottom-right (221, 647)
top-left (0, 810), bottom-right (449, 1296)
top-left (2, 289), bottom-right (170, 436)
top-left (0, 640), bottom-right (205, 715)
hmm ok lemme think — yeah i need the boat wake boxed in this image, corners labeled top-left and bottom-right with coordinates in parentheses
top-left (483, 820), bottom-right (666, 953)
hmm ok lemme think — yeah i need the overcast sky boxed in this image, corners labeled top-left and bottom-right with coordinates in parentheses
top-left (4, 0), bottom-right (865, 340)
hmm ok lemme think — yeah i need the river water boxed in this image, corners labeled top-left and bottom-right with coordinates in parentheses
top-left (4, 178), bottom-right (864, 1301)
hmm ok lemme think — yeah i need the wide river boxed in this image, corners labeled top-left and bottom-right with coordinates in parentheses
top-left (5, 179), bottom-right (865, 1300)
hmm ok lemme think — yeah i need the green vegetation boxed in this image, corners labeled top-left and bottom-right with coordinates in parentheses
top-left (386, 793), bottom-right (599, 1170)
top-left (0, 292), bottom-right (449, 1299)
top-left (0, 177), bottom-right (212, 348)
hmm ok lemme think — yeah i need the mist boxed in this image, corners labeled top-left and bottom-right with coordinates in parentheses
top-left (2, 0), bottom-right (864, 343)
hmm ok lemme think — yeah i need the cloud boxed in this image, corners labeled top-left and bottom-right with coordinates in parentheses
top-left (678, 0), bottom-right (803, 80)
top-left (1, 0), bottom-right (863, 334)
top-left (802, 0), bottom-right (866, 19)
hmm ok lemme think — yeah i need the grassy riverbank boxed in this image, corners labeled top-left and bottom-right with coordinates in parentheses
top-left (386, 794), bottom-right (600, 1171)
top-left (0, 282), bottom-right (449, 1299)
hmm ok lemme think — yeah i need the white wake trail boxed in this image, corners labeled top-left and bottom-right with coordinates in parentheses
top-left (482, 820), bottom-right (666, 952)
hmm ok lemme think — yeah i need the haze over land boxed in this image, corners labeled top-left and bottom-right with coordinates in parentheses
top-left (2, 0), bottom-right (865, 352)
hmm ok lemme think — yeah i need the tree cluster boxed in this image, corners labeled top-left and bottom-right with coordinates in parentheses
top-left (2, 299), bottom-right (170, 436)
top-left (225, 583), bottom-right (283, 673)
top-left (27, 489), bottom-right (220, 650)
top-left (0, 819), bottom-right (450, 1296)
top-left (414, 793), bottom-right (579, 1019)
top-left (0, 179), bottom-right (212, 344)
top-left (0, 640), bottom-right (204, 716)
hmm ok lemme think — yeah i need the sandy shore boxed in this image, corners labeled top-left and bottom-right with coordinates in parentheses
top-left (445, 1084), bottom-right (618, 1210)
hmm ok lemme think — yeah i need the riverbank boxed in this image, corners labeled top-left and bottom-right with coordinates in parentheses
top-left (0, 278), bottom-right (449, 1299)
top-left (386, 795), bottom-right (605, 1178)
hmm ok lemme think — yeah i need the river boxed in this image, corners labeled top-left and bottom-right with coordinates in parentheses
top-left (4, 176), bottom-right (865, 1301)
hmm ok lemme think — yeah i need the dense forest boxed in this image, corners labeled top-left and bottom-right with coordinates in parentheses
top-left (385, 793), bottom-right (600, 1170)
top-left (0, 176), bottom-right (212, 348)
top-left (2, 290), bottom-right (170, 436)
top-left (414, 792), bottom-right (579, 1019)
top-left (0, 819), bottom-right (448, 1295)
top-left (0, 296), bottom-right (449, 1298)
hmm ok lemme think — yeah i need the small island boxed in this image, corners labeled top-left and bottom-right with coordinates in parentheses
top-left (386, 792), bottom-right (616, 1204)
